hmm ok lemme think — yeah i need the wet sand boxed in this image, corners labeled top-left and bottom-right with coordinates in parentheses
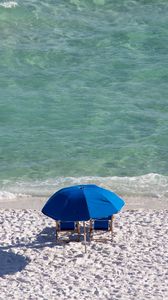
top-left (0, 195), bottom-right (168, 210)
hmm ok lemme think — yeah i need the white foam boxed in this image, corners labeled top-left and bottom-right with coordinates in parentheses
top-left (0, 191), bottom-right (17, 201)
top-left (0, 191), bottom-right (28, 202)
top-left (0, 1), bottom-right (18, 8)
top-left (0, 173), bottom-right (168, 202)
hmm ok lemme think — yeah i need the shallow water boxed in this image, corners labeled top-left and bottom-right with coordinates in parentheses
top-left (0, 0), bottom-right (168, 202)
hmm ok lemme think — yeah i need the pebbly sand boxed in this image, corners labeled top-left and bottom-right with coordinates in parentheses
top-left (0, 208), bottom-right (168, 299)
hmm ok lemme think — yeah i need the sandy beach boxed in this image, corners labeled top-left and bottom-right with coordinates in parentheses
top-left (0, 208), bottom-right (168, 300)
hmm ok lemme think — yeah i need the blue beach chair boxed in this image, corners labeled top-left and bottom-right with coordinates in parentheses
top-left (55, 221), bottom-right (80, 241)
top-left (90, 216), bottom-right (114, 241)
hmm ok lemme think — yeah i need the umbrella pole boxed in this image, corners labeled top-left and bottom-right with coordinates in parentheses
top-left (83, 221), bottom-right (87, 253)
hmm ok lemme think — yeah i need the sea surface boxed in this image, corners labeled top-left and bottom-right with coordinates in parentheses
top-left (0, 0), bottom-right (168, 204)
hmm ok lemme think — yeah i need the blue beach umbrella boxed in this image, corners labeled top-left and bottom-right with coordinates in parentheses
top-left (42, 184), bottom-right (125, 221)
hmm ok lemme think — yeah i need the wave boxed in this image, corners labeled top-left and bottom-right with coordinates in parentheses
top-left (0, 1), bottom-right (18, 8)
top-left (0, 173), bottom-right (168, 202)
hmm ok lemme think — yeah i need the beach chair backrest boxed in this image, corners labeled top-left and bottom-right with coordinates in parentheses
top-left (59, 221), bottom-right (76, 231)
top-left (94, 219), bottom-right (109, 231)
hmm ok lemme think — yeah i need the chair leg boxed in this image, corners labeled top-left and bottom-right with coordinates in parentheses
top-left (83, 221), bottom-right (87, 253)
top-left (111, 228), bottom-right (113, 241)
top-left (55, 221), bottom-right (59, 241)
top-left (76, 222), bottom-right (80, 242)
top-left (110, 216), bottom-right (114, 241)
top-left (76, 222), bottom-right (80, 234)
top-left (89, 220), bottom-right (93, 242)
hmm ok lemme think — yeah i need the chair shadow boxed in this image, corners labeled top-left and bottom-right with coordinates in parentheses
top-left (0, 225), bottom-right (90, 253)
top-left (0, 226), bottom-right (73, 251)
top-left (34, 226), bottom-right (57, 247)
top-left (30, 226), bottom-right (82, 246)
top-left (0, 249), bottom-right (30, 277)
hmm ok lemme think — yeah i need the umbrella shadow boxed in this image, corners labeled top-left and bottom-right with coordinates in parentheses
top-left (0, 249), bottom-right (30, 277)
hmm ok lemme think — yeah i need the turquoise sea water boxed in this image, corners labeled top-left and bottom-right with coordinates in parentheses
top-left (0, 0), bottom-right (168, 201)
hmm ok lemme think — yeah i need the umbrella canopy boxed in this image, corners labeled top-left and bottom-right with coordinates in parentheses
top-left (42, 184), bottom-right (125, 221)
